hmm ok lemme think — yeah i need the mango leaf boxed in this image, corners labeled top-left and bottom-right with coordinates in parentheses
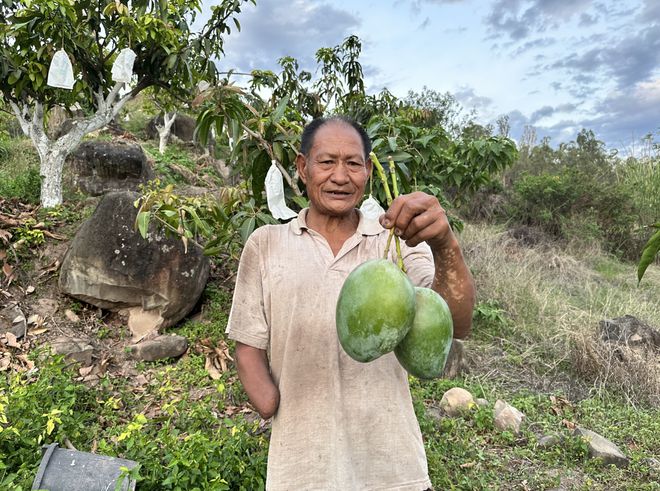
top-left (238, 216), bottom-right (256, 243)
top-left (638, 224), bottom-right (660, 284)
top-left (270, 96), bottom-right (289, 124)
top-left (251, 152), bottom-right (271, 206)
top-left (136, 211), bottom-right (151, 238)
top-left (387, 136), bottom-right (398, 153)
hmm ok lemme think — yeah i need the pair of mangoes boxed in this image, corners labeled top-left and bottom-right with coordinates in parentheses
top-left (336, 259), bottom-right (453, 378)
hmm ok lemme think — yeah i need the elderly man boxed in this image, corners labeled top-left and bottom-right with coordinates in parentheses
top-left (226, 116), bottom-right (475, 490)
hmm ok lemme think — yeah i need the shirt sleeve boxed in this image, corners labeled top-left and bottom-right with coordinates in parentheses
top-left (225, 231), bottom-right (270, 350)
top-left (401, 240), bottom-right (435, 288)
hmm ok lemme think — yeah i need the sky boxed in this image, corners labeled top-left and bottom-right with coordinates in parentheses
top-left (202, 0), bottom-right (660, 154)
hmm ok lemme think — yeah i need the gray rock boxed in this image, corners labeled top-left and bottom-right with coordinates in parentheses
top-left (537, 434), bottom-right (563, 449)
top-left (127, 335), bottom-right (188, 362)
top-left (493, 400), bottom-right (525, 434)
top-left (573, 427), bottom-right (629, 467)
top-left (439, 387), bottom-right (475, 417)
top-left (145, 114), bottom-right (197, 142)
top-left (475, 398), bottom-right (489, 407)
top-left (48, 336), bottom-right (95, 366)
top-left (67, 140), bottom-right (154, 196)
top-left (59, 191), bottom-right (210, 330)
top-left (599, 315), bottom-right (660, 352)
top-left (0, 303), bottom-right (27, 339)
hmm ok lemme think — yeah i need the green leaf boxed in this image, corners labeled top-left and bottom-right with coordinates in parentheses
top-left (136, 211), bottom-right (151, 238)
top-left (638, 224), bottom-right (660, 284)
top-left (251, 152), bottom-right (271, 206)
top-left (270, 96), bottom-right (289, 124)
top-left (387, 136), bottom-right (398, 153)
top-left (238, 216), bottom-right (256, 243)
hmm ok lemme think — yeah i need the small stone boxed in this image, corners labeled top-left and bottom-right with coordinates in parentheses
top-left (439, 387), bottom-right (475, 417)
top-left (493, 399), bottom-right (525, 434)
top-left (537, 434), bottom-right (563, 449)
top-left (48, 336), bottom-right (95, 366)
top-left (65, 309), bottom-right (80, 323)
top-left (127, 335), bottom-right (188, 362)
top-left (573, 427), bottom-right (629, 468)
top-left (26, 285), bottom-right (35, 294)
top-left (475, 398), bottom-right (489, 407)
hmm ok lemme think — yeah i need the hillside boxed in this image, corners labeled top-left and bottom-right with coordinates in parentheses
top-left (1, 134), bottom-right (659, 490)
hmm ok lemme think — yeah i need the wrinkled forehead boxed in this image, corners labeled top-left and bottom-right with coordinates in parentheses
top-left (310, 122), bottom-right (365, 156)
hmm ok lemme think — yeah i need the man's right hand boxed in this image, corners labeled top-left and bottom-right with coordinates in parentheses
top-left (235, 342), bottom-right (280, 419)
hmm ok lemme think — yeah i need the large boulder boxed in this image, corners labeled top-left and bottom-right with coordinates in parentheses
top-left (59, 191), bottom-right (210, 331)
top-left (67, 139), bottom-right (154, 196)
top-left (145, 114), bottom-right (197, 142)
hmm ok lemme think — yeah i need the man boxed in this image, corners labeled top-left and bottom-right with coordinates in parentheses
top-left (226, 116), bottom-right (475, 490)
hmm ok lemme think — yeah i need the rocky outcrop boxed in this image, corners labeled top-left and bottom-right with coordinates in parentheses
top-left (67, 139), bottom-right (154, 196)
top-left (58, 191), bottom-right (210, 331)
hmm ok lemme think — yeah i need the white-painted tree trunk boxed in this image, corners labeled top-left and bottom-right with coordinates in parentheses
top-left (10, 83), bottom-right (133, 208)
top-left (157, 112), bottom-right (176, 155)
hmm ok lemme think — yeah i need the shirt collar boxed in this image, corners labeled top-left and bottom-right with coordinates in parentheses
top-left (290, 208), bottom-right (383, 236)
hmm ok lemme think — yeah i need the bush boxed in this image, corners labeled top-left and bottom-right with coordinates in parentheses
top-left (505, 168), bottom-right (643, 259)
top-left (0, 137), bottom-right (41, 203)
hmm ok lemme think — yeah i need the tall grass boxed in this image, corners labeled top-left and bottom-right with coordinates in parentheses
top-left (616, 157), bottom-right (660, 226)
top-left (461, 223), bottom-right (660, 405)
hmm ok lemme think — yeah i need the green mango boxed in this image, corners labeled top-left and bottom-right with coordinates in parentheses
top-left (395, 287), bottom-right (454, 379)
top-left (336, 259), bottom-right (416, 362)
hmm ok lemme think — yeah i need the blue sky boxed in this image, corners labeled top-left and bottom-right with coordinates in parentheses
top-left (205, 0), bottom-right (659, 153)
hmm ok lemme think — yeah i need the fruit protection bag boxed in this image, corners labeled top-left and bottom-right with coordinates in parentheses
top-left (265, 161), bottom-right (297, 220)
top-left (47, 49), bottom-right (75, 90)
top-left (111, 48), bottom-right (137, 83)
top-left (359, 194), bottom-right (385, 220)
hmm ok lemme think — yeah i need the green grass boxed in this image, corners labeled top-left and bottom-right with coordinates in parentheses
top-left (0, 137), bottom-right (40, 203)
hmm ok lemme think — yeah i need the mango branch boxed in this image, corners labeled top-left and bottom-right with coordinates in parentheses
top-left (370, 152), bottom-right (393, 205)
top-left (388, 156), bottom-right (405, 272)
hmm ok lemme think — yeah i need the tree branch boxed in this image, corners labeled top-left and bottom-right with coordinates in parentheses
top-left (240, 123), bottom-right (302, 196)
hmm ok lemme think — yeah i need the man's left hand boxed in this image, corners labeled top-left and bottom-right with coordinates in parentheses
top-left (378, 191), bottom-right (455, 251)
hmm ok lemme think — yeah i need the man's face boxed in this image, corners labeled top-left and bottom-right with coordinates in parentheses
top-left (296, 122), bottom-right (372, 218)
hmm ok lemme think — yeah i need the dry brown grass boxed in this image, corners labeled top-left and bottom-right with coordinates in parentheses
top-left (460, 223), bottom-right (660, 406)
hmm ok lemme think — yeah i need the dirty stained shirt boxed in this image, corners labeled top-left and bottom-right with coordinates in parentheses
top-left (226, 209), bottom-right (435, 491)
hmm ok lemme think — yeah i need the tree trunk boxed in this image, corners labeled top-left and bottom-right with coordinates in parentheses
top-left (10, 84), bottom-right (133, 208)
top-left (157, 112), bottom-right (176, 154)
top-left (40, 149), bottom-right (68, 208)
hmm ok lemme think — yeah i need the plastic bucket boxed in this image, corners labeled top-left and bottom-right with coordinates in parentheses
top-left (31, 443), bottom-right (138, 491)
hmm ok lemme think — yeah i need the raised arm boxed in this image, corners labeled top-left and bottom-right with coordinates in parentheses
top-left (380, 192), bottom-right (476, 338)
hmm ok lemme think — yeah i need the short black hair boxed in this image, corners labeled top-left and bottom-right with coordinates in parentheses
top-left (300, 116), bottom-right (372, 161)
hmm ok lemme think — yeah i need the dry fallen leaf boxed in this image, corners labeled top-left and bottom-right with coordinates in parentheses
top-left (2, 262), bottom-right (14, 284)
top-left (205, 355), bottom-right (222, 380)
top-left (79, 365), bottom-right (95, 377)
top-left (4, 332), bottom-right (20, 348)
top-left (16, 354), bottom-right (34, 370)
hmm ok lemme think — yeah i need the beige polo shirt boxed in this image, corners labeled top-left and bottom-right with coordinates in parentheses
top-left (227, 209), bottom-right (435, 491)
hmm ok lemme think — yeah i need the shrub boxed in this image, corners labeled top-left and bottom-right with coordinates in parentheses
top-left (0, 137), bottom-right (41, 203)
top-left (505, 168), bottom-right (643, 259)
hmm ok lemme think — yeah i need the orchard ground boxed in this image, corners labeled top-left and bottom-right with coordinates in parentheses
top-left (1, 134), bottom-right (659, 490)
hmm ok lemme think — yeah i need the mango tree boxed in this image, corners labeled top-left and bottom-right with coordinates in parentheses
top-left (0, 0), bottom-right (253, 207)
